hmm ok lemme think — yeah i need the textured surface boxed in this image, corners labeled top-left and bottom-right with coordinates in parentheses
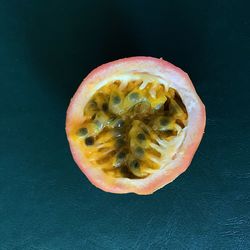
top-left (0, 0), bottom-right (250, 249)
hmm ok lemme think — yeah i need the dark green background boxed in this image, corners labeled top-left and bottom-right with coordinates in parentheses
top-left (1, 0), bottom-right (249, 249)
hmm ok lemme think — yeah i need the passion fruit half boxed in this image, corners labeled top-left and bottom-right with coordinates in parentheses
top-left (66, 56), bottom-right (206, 194)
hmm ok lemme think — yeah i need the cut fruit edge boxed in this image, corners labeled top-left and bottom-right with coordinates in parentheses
top-left (66, 56), bottom-right (206, 194)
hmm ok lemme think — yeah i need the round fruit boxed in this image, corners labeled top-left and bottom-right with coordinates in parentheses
top-left (66, 56), bottom-right (206, 195)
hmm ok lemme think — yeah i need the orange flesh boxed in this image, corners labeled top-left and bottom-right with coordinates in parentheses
top-left (69, 79), bottom-right (188, 179)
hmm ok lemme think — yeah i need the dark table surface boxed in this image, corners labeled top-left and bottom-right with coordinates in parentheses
top-left (1, 0), bottom-right (249, 249)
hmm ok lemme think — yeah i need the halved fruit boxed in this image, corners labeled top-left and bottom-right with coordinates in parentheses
top-left (66, 56), bottom-right (206, 195)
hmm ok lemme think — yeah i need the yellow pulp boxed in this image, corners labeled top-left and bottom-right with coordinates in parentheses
top-left (74, 79), bottom-right (187, 178)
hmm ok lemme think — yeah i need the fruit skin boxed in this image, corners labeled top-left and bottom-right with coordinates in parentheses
top-left (66, 56), bottom-right (206, 195)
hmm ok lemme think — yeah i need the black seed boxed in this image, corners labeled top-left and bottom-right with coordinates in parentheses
top-left (94, 120), bottom-right (102, 128)
top-left (160, 118), bottom-right (168, 126)
top-left (129, 92), bottom-right (139, 101)
top-left (116, 138), bottom-right (125, 147)
top-left (113, 130), bottom-right (122, 138)
top-left (78, 128), bottom-right (88, 136)
top-left (102, 103), bottom-right (108, 112)
top-left (112, 95), bottom-right (121, 104)
top-left (85, 136), bottom-right (94, 146)
top-left (119, 166), bottom-right (130, 176)
top-left (164, 98), bottom-right (170, 112)
top-left (90, 101), bottom-right (97, 108)
top-left (176, 119), bottom-right (185, 128)
top-left (130, 160), bottom-right (140, 169)
top-left (163, 130), bottom-right (177, 136)
top-left (117, 151), bottom-right (126, 159)
top-left (135, 147), bottom-right (144, 157)
top-left (137, 133), bottom-right (146, 141)
top-left (115, 119), bottom-right (125, 128)
top-left (91, 113), bottom-right (96, 120)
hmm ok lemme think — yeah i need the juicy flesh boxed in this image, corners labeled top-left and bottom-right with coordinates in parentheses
top-left (74, 78), bottom-right (188, 178)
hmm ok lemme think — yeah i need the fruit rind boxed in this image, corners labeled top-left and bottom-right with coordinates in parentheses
top-left (66, 56), bottom-right (206, 195)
